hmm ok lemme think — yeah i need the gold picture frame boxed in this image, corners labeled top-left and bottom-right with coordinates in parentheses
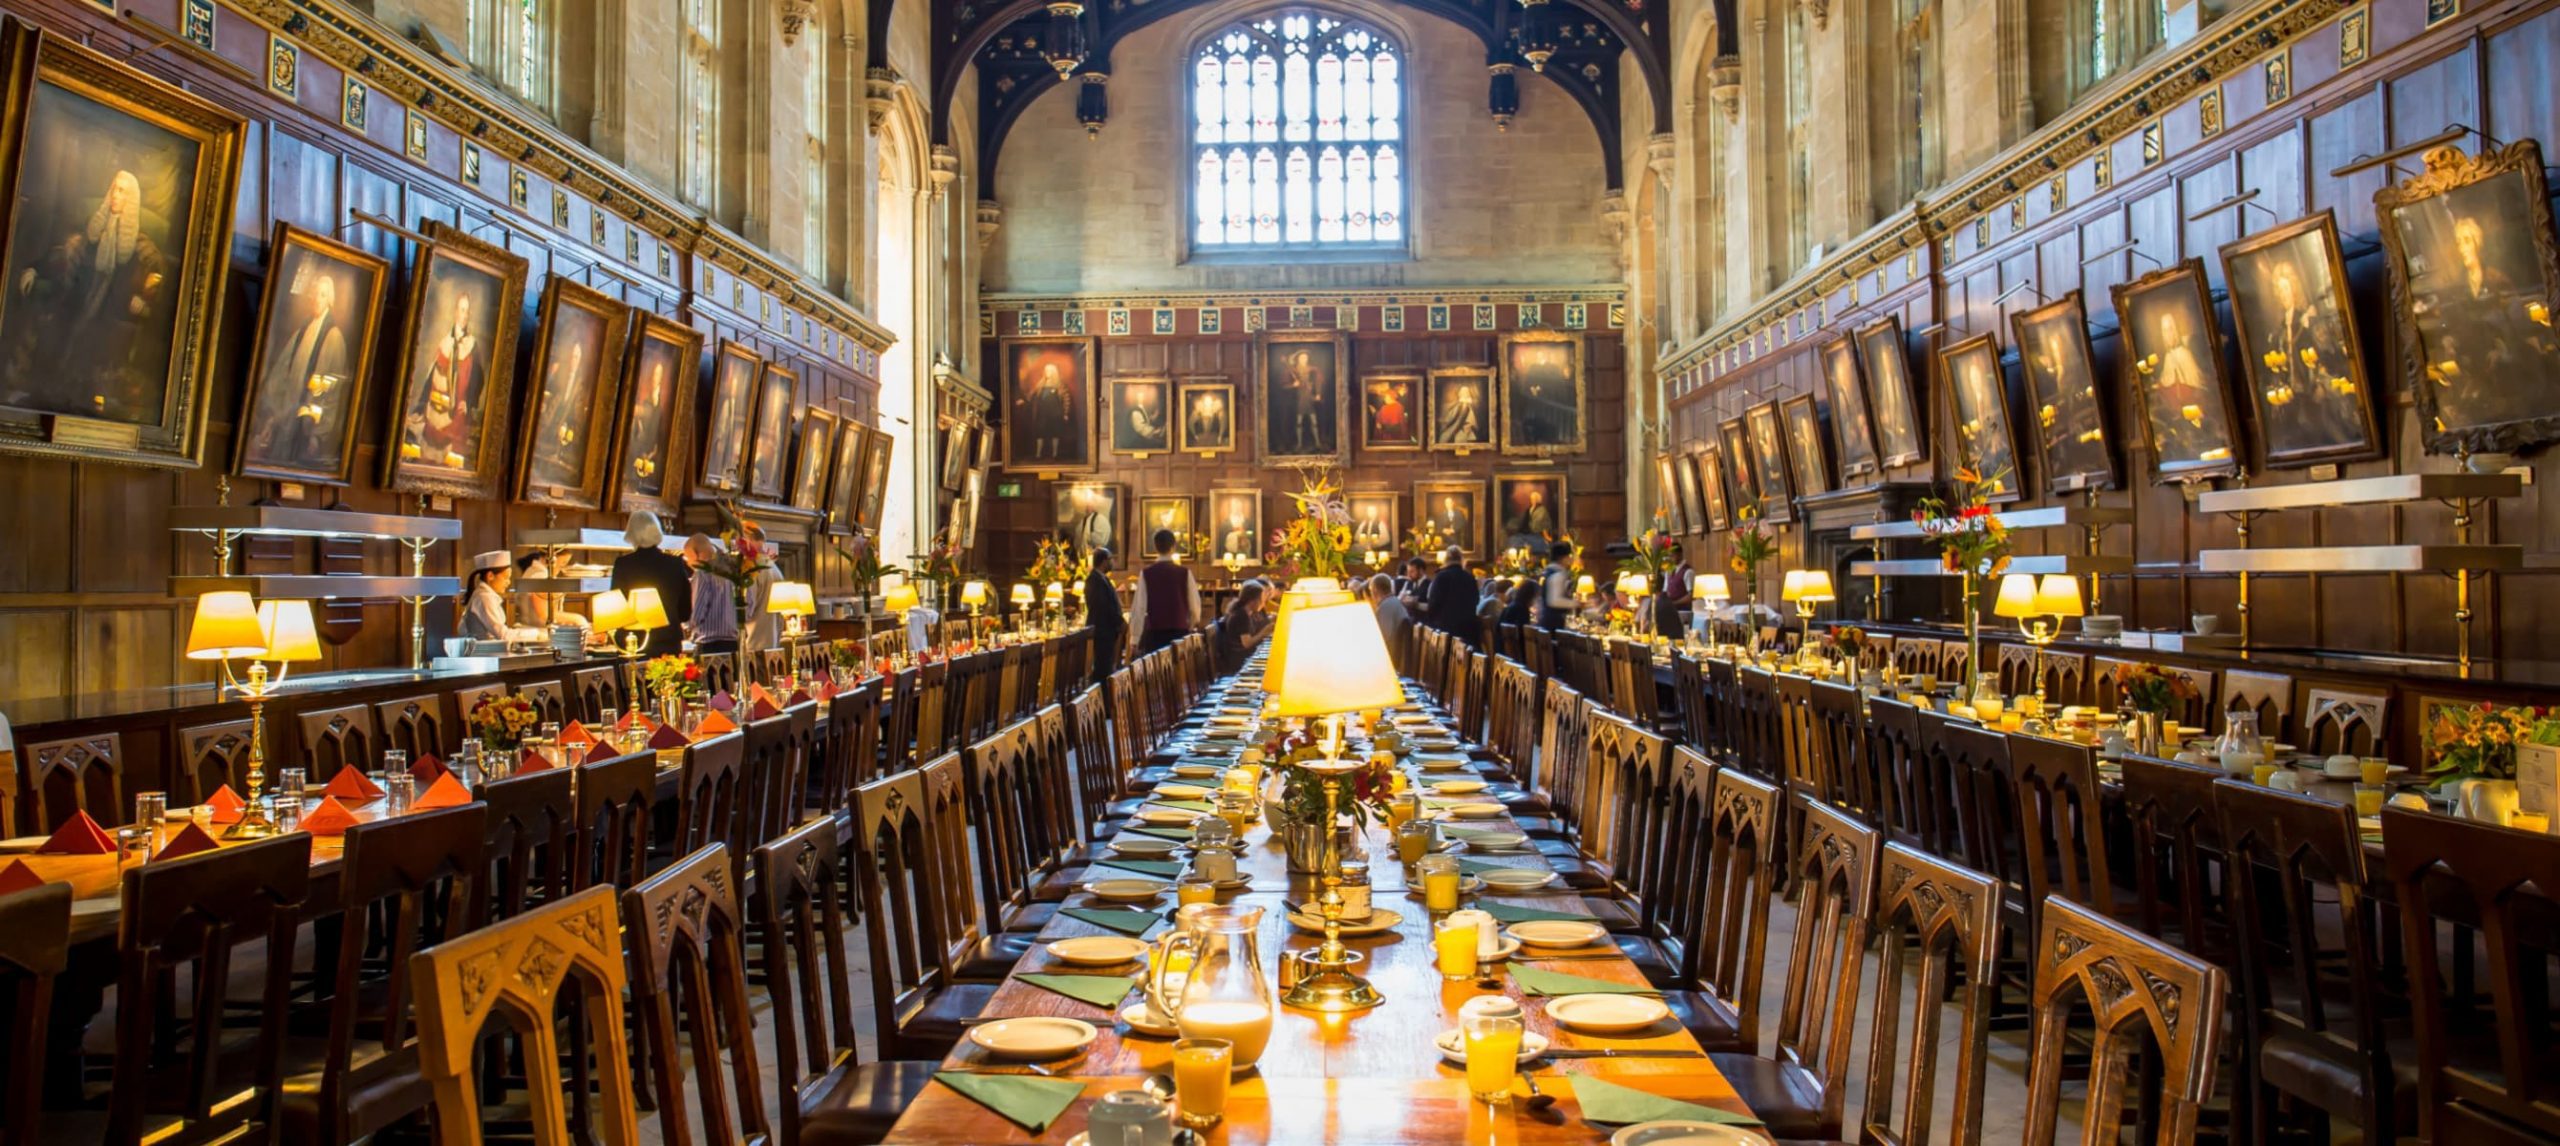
top-left (823, 413), bottom-right (867, 535)
top-left (1695, 442), bottom-right (1731, 532)
top-left (1176, 378), bottom-right (1237, 456)
top-left (2109, 258), bottom-right (2245, 483)
top-left (1139, 494), bottom-right (1196, 552)
top-left (382, 221), bottom-right (528, 499)
top-left (513, 277), bottom-right (631, 509)
top-left (1106, 374), bottom-right (1175, 457)
top-left (1427, 365), bottom-right (1495, 453)
top-left (787, 405), bottom-right (837, 513)
top-left (1937, 332), bottom-right (2024, 504)
top-left (1346, 490), bottom-right (1400, 556)
top-left (1413, 477), bottom-right (1485, 557)
top-left (697, 340), bottom-right (762, 495)
top-left (743, 361), bottom-right (797, 504)
top-left (1743, 402), bottom-right (1795, 524)
top-left (1717, 418), bottom-right (1763, 524)
top-left (232, 222), bottom-right (389, 486)
top-left (610, 312), bottom-right (705, 518)
top-left (1357, 370), bottom-right (1426, 453)
top-left (1857, 315), bottom-right (1927, 468)
top-left (1817, 335), bottom-right (1881, 480)
top-left (1497, 330), bottom-right (1585, 456)
top-left (853, 424), bottom-right (895, 532)
top-left (2217, 209), bottom-right (2381, 468)
top-left (2009, 291), bottom-right (2120, 495)
top-left (1780, 394), bottom-right (1830, 497)
top-left (1493, 470), bottom-right (1569, 549)
top-left (1001, 335), bottom-right (1098, 473)
top-left (2373, 141), bottom-right (2560, 457)
top-left (1653, 452), bottom-right (1691, 534)
top-left (1257, 328), bottom-right (1349, 466)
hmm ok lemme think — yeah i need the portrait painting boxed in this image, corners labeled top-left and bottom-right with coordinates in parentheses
top-left (0, 25), bottom-right (245, 469)
top-left (1209, 489), bottom-right (1264, 562)
top-left (1002, 336), bottom-right (1096, 471)
top-left (1857, 316), bottom-right (1926, 467)
top-left (940, 420), bottom-right (973, 490)
top-left (1347, 491), bottom-right (1400, 555)
top-left (1428, 366), bottom-right (1495, 452)
top-left (1108, 375), bottom-right (1174, 456)
top-left (955, 466), bottom-right (985, 548)
top-left (1717, 418), bottom-right (1763, 522)
top-left (2374, 141), bottom-right (2560, 456)
top-left (787, 407), bottom-right (836, 513)
top-left (2110, 259), bottom-right (2244, 483)
top-left (232, 223), bottom-right (387, 485)
top-left (1781, 394), bottom-right (1831, 497)
top-left (383, 223), bottom-right (526, 499)
top-left (854, 425), bottom-right (895, 531)
top-left (744, 362), bottom-right (798, 503)
top-left (1258, 330), bottom-right (1347, 464)
top-left (1745, 402), bottom-right (1795, 523)
top-left (1413, 478), bottom-right (1485, 557)
top-left (1054, 482), bottom-right (1124, 556)
top-left (2010, 293), bottom-right (2119, 494)
top-left (697, 341), bottom-right (762, 493)
top-left (2219, 210), bottom-right (2380, 467)
top-left (1818, 336), bottom-right (1880, 480)
top-left (514, 277), bottom-right (630, 508)
top-left (1141, 495), bottom-right (1195, 550)
top-left (1177, 379), bottom-right (1236, 455)
top-left (610, 313), bottom-right (704, 517)
top-left (1494, 472), bottom-right (1569, 548)
top-left (1653, 453), bottom-right (1691, 534)
top-left (1499, 332), bottom-right (1585, 456)
top-left (1359, 371), bottom-right (1424, 452)
top-left (1697, 443), bottom-right (1732, 532)
top-left (823, 414), bottom-right (867, 535)
top-left (1937, 333), bottom-right (2022, 502)
top-left (1673, 449), bottom-right (1709, 535)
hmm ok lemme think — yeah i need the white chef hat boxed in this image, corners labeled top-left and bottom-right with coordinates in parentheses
top-left (471, 549), bottom-right (511, 572)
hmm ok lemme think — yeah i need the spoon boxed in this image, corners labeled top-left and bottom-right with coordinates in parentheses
top-left (1520, 1068), bottom-right (1557, 1114)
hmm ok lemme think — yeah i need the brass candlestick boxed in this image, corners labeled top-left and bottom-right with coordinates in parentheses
top-left (1280, 714), bottom-right (1384, 1013)
top-left (218, 659), bottom-right (282, 840)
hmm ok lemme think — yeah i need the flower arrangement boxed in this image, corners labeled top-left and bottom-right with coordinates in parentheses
top-left (1270, 466), bottom-right (1356, 581)
top-left (1263, 726), bottom-right (1398, 832)
top-left (2117, 664), bottom-right (2199, 715)
top-left (1832, 625), bottom-right (1868, 661)
top-left (2425, 702), bottom-right (2560, 782)
top-left (1619, 512), bottom-right (1684, 580)
top-left (467, 692), bottom-right (542, 751)
top-left (830, 525), bottom-right (905, 605)
top-left (1025, 537), bottom-right (1088, 587)
top-left (912, 533), bottom-right (966, 589)
top-left (644, 653), bottom-right (706, 703)
top-left (1727, 505), bottom-right (1776, 598)
top-left (1912, 467), bottom-right (2015, 672)
top-left (1494, 544), bottom-right (1544, 579)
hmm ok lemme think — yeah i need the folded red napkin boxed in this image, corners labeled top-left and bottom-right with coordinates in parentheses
top-left (584, 740), bottom-right (622, 765)
top-left (155, 822), bottom-right (221, 861)
top-left (695, 710), bottom-right (738, 736)
top-left (708, 690), bottom-right (736, 712)
top-left (559, 721), bottom-right (595, 747)
top-left (205, 784), bottom-right (246, 824)
top-left (748, 696), bottom-right (782, 721)
top-left (787, 688), bottom-right (813, 707)
top-left (298, 797), bottom-right (360, 836)
top-left (516, 747), bottom-right (554, 774)
top-left (749, 683), bottom-right (783, 710)
top-left (411, 755), bottom-right (448, 785)
top-left (323, 766), bottom-right (385, 802)
top-left (0, 860), bottom-right (42, 897)
top-left (36, 811), bottom-right (113, 855)
top-left (412, 772), bottom-right (471, 810)
top-left (646, 722), bottom-right (691, 750)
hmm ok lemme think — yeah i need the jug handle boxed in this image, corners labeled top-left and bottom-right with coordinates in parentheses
top-left (1146, 929), bottom-right (1199, 1017)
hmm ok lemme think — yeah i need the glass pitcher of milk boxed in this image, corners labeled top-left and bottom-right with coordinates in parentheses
top-left (1145, 903), bottom-right (1274, 1068)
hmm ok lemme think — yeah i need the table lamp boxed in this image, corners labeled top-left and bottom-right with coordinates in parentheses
top-left (1011, 582), bottom-right (1034, 612)
top-left (880, 582), bottom-right (921, 666)
top-left (590, 589), bottom-right (635, 656)
top-left (1782, 569), bottom-right (1836, 623)
top-left (1996, 572), bottom-right (2083, 705)
top-left (1264, 577), bottom-right (1355, 692)
top-left (1575, 573), bottom-right (1596, 598)
top-left (186, 593), bottom-right (317, 839)
top-left (1270, 598), bottom-right (1403, 1013)
top-left (959, 579), bottom-right (990, 647)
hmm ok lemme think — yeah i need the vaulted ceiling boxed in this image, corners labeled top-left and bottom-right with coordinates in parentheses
top-left (888, 0), bottom-right (1695, 197)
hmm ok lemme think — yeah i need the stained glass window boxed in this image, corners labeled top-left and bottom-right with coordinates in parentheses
top-left (1191, 10), bottom-right (1405, 251)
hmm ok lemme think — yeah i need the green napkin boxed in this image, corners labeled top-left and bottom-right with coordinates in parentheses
top-left (932, 1071), bottom-right (1087, 1134)
top-left (1061, 906), bottom-right (1165, 936)
top-left (1480, 901), bottom-right (1599, 925)
top-left (1568, 1075), bottom-right (1762, 1128)
top-left (1092, 857), bottom-right (1184, 878)
top-left (1017, 971), bottom-right (1140, 1010)
top-left (1126, 825), bottom-right (1194, 841)
top-left (1147, 798), bottom-right (1215, 813)
top-left (1513, 964), bottom-right (1659, 997)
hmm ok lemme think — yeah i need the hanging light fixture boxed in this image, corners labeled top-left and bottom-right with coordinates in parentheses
top-left (1044, 0), bottom-right (1088, 79)
top-left (1516, 0), bottom-right (1557, 73)
top-left (1487, 62), bottom-right (1519, 131)
top-left (1076, 72), bottom-right (1110, 137)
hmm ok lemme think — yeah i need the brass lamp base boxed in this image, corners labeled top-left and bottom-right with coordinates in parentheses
top-left (220, 810), bottom-right (280, 840)
top-left (1281, 737), bottom-right (1384, 1014)
top-left (1281, 954), bottom-right (1384, 1012)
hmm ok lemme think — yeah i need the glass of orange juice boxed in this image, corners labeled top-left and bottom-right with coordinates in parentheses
top-left (1177, 875), bottom-right (1218, 907)
top-left (2354, 784), bottom-right (2386, 816)
top-left (1172, 1037), bottom-right (1233, 1128)
top-left (1419, 854), bottom-right (1462, 913)
top-left (2360, 758), bottom-right (2390, 786)
top-left (1461, 1011), bottom-right (1521, 1103)
top-left (1435, 918), bottom-right (1480, 980)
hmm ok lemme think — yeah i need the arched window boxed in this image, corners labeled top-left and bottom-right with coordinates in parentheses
top-left (682, 0), bottom-right (720, 208)
top-left (468, 0), bottom-right (550, 112)
top-left (1190, 11), bottom-right (1405, 253)
top-left (1782, 1), bottom-right (1812, 268)
top-left (802, 13), bottom-right (828, 276)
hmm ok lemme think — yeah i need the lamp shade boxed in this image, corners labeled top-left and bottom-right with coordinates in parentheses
top-left (1269, 600), bottom-right (1405, 718)
top-left (1616, 572), bottom-right (1651, 598)
top-left (185, 591), bottom-right (269, 661)
top-left (1011, 583), bottom-right (1035, 606)
top-left (589, 588), bottom-right (633, 632)
top-left (1782, 570), bottom-right (1836, 603)
top-left (1695, 573), bottom-right (1733, 602)
top-left (883, 583), bottom-right (920, 613)
top-left (1265, 577), bottom-right (1360, 687)
top-left (2032, 573), bottom-right (2086, 618)
top-left (768, 581), bottom-right (816, 617)
top-left (1044, 583), bottom-right (1065, 605)
top-left (256, 599), bottom-right (323, 663)
top-left (1992, 572), bottom-right (2040, 619)
top-left (629, 587), bottom-right (670, 630)
top-left (961, 580), bottom-right (990, 607)
top-left (1575, 574), bottom-right (1597, 596)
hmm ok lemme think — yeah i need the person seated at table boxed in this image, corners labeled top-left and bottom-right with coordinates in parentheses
top-left (459, 549), bottom-right (545, 644)
top-left (1499, 580), bottom-right (1535, 629)
top-left (1211, 580), bottom-right (1271, 675)
top-left (1369, 573), bottom-right (1412, 672)
top-left (683, 533), bottom-right (740, 655)
top-left (610, 510), bottom-right (690, 656)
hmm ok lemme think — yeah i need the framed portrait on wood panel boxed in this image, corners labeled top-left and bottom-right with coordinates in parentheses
top-left (1857, 316), bottom-right (1926, 467)
top-left (1347, 491), bottom-right (1400, 554)
top-left (2010, 292), bottom-right (2119, 494)
top-left (0, 23), bottom-right (245, 469)
top-left (1498, 332), bottom-right (1584, 456)
top-left (1653, 453), bottom-right (1691, 534)
top-left (1937, 333), bottom-right (2023, 503)
top-left (514, 277), bottom-right (630, 509)
top-left (2374, 142), bottom-right (2560, 456)
top-left (1494, 471), bottom-right (1568, 549)
top-left (787, 406), bottom-right (836, 513)
top-left (1717, 419), bottom-right (1762, 524)
top-left (1817, 336), bottom-right (1880, 480)
top-left (697, 341), bottom-right (762, 494)
top-left (2110, 259), bottom-right (2244, 483)
top-left (233, 223), bottom-right (388, 485)
top-left (744, 362), bottom-right (797, 503)
top-left (1743, 402), bottom-right (1795, 524)
top-left (854, 425), bottom-right (895, 532)
top-left (1428, 366), bottom-right (1494, 453)
top-left (1259, 329), bottom-right (1347, 464)
top-left (1359, 371), bottom-right (1424, 452)
top-left (823, 415), bottom-right (866, 535)
top-left (1781, 395), bottom-right (1830, 497)
top-left (1413, 478), bottom-right (1484, 557)
top-left (1177, 379), bottom-right (1236, 456)
top-left (2218, 210), bottom-right (2380, 468)
top-left (940, 420), bottom-right (973, 490)
top-left (1055, 482), bottom-right (1123, 556)
top-left (1208, 488), bottom-right (1263, 563)
top-left (1108, 375), bottom-right (1173, 456)
top-left (383, 222), bottom-right (527, 499)
top-left (1673, 448), bottom-right (1709, 535)
top-left (1695, 443), bottom-right (1732, 532)
top-left (1001, 336), bottom-right (1096, 471)
top-left (954, 466), bottom-right (985, 548)
top-left (1140, 494), bottom-right (1194, 547)
top-left (611, 313), bottom-right (704, 517)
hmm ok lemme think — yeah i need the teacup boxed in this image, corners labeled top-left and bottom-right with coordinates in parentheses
top-left (2080, 615), bottom-right (2124, 638)
top-left (2191, 614), bottom-right (2221, 636)
top-left (2323, 754), bottom-right (2362, 779)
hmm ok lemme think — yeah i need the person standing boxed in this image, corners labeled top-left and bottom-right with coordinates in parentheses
top-left (610, 511), bottom-right (690, 656)
top-left (1423, 547), bottom-right (1480, 647)
top-left (1537, 540), bottom-right (1577, 630)
top-left (1085, 547), bottom-right (1126, 683)
top-left (1129, 529), bottom-right (1202, 655)
top-left (683, 534), bottom-right (739, 655)
top-left (458, 550), bottom-right (541, 643)
top-left (738, 519), bottom-right (783, 653)
top-left (1656, 554), bottom-right (1693, 639)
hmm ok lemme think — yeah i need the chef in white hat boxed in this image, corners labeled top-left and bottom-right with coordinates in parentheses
top-left (458, 549), bottom-right (543, 643)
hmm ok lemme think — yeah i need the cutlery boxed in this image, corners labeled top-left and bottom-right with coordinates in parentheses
top-left (1540, 1048), bottom-right (1705, 1059)
top-left (1520, 1068), bottom-right (1558, 1114)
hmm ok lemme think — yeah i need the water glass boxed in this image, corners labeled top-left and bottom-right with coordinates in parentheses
top-left (2359, 758), bottom-right (2390, 786)
top-left (1171, 1037), bottom-right (1233, 1129)
top-left (380, 749), bottom-right (408, 785)
top-left (275, 768), bottom-right (306, 804)
top-left (600, 706), bottom-right (620, 732)
top-left (538, 722), bottom-right (562, 744)
top-left (1461, 1010), bottom-right (1523, 1103)
top-left (384, 773), bottom-right (416, 815)
top-left (134, 791), bottom-right (168, 831)
top-left (117, 825), bottom-right (154, 867)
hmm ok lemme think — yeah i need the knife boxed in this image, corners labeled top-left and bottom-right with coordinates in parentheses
top-left (1540, 1048), bottom-right (1706, 1059)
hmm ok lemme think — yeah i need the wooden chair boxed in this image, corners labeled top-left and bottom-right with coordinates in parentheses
top-left (174, 719), bottom-right (255, 806)
top-left (674, 732), bottom-right (748, 860)
top-left (752, 647), bottom-right (791, 689)
top-left (295, 704), bottom-right (375, 777)
top-left (2220, 668), bottom-right (2294, 740)
top-left (754, 817), bottom-right (936, 1144)
top-left (1860, 843), bottom-right (2002, 1146)
top-left (574, 751), bottom-right (655, 892)
top-left (571, 664), bottom-right (628, 724)
top-left (1995, 642), bottom-right (2042, 701)
top-left (852, 763), bottom-right (997, 1060)
top-left (623, 844), bottom-right (770, 1146)
top-left (410, 885), bottom-right (639, 1146)
top-left (817, 681), bottom-right (882, 821)
top-left (108, 834), bottom-right (315, 1146)
top-left (1607, 640), bottom-right (1663, 731)
top-left (1670, 652), bottom-right (1711, 749)
top-left (2117, 755), bottom-right (2233, 964)
top-left (697, 651), bottom-right (740, 698)
top-left (517, 680), bottom-right (570, 727)
top-left (1938, 639), bottom-right (1972, 682)
top-left (372, 694), bottom-right (450, 762)
top-left (1066, 684), bottom-right (1123, 841)
top-left (1807, 678), bottom-right (1885, 825)
top-left (739, 707), bottom-right (812, 871)
top-left (1890, 636), bottom-right (1943, 682)
top-left (2003, 733), bottom-right (2123, 927)
top-left (960, 718), bottom-right (1059, 934)
top-left (277, 803), bottom-right (488, 1146)
top-left (881, 667), bottom-right (922, 774)
top-left (2216, 778), bottom-right (2406, 1145)
top-left (1709, 794), bottom-right (1880, 1140)
top-left (26, 732), bottom-right (120, 832)
top-left (2302, 686), bottom-right (2388, 758)
top-left (2380, 808), bottom-right (2560, 1143)
top-left (1, 881), bottom-right (71, 1146)
top-left (1863, 696), bottom-right (1941, 851)
top-left (480, 767), bottom-right (576, 920)
top-left (2024, 896), bottom-right (2229, 1146)
top-left (1662, 766), bottom-right (1778, 1054)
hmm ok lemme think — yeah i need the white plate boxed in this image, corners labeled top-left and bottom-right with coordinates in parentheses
top-left (1478, 868), bottom-right (1556, 892)
top-left (1459, 830), bottom-right (1531, 852)
top-left (1046, 935), bottom-right (1149, 966)
top-left (1135, 808), bottom-right (1202, 826)
top-left (1507, 920), bottom-right (1609, 949)
top-left (1434, 1027), bottom-right (1552, 1065)
top-left (1415, 740), bottom-right (1464, 752)
top-left (1110, 837), bottom-right (1180, 857)
top-left (0, 836), bottom-right (44, 854)
top-left (1546, 993), bottom-right (1672, 1034)
top-left (1171, 764), bottom-right (1225, 778)
top-left (1086, 878), bottom-right (1172, 903)
top-left (1118, 1000), bottom-right (1180, 1037)
top-left (1211, 873), bottom-right (1256, 891)
top-left (1287, 906), bottom-right (1404, 936)
top-left (1430, 780), bottom-right (1490, 794)
top-left (1447, 802), bottom-right (1507, 820)
top-left (1611, 1121), bottom-right (1764, 1145)
top-left (1417, 757), bottom-right (1472, 772)
top-left (1405, 874), bottom-right (1484, 898)
top-left (967, 1016), bottom-right (1098, 1060)
top-left (1153, 782), bottom-right (1212, 799)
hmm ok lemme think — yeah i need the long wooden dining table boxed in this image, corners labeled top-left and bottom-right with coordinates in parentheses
top-left (883, 695), bottom-right (1763, 1144)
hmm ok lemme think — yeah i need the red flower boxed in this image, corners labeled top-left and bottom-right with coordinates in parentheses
top-left (683, 665), bottom-right (701, 681)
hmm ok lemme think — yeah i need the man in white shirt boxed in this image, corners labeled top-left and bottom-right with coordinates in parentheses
top-left (1128, 529), bottom-right (1203, 655)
